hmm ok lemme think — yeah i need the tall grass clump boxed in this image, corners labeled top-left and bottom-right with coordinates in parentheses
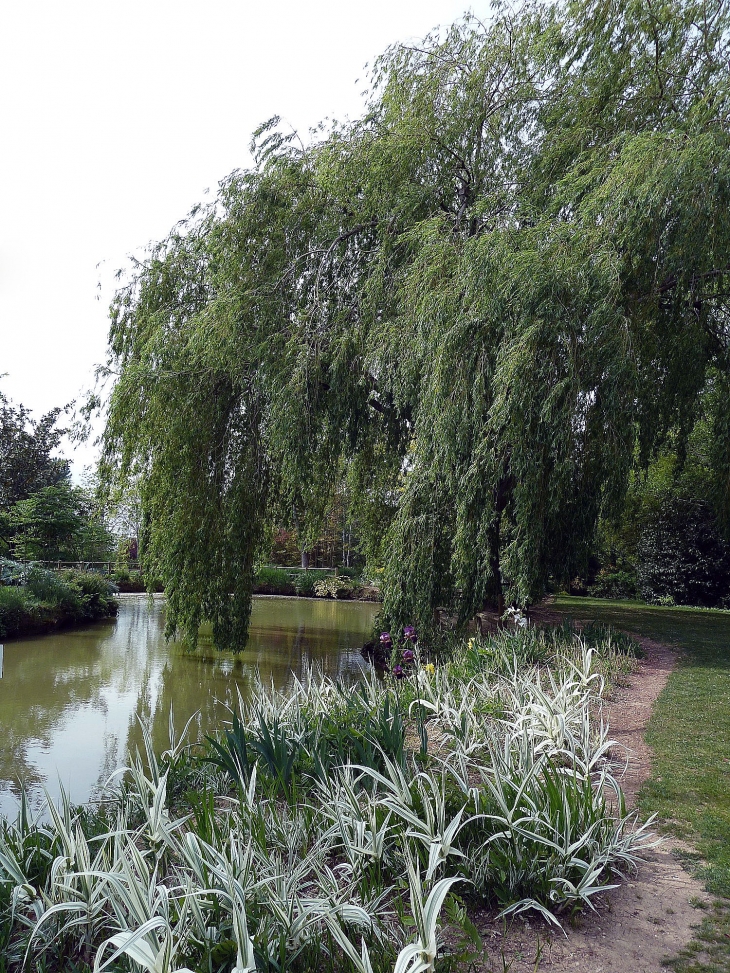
top-left (0, 623), bottom-right (655, 972)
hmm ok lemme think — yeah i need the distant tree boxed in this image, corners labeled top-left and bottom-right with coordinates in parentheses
top-left (595, 405), bottom-right (730, 606)
top-left (0, 391), bottom-right (70, 510)
top-left (10, 482), bottom-right (115, 563)
top-left (106, 476), bottom-right (143, 560)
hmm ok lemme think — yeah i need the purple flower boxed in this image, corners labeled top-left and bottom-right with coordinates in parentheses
top-left (403, 626), bottom-right (415, 638)
top-left (380, 631), bottom-right (392, 643)
top-left (392, 664), bottom-right (405, 679)
top-left (402, 648), bottom-right (415, 663)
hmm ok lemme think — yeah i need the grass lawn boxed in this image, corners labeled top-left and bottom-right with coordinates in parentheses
top-left (553, 595), bottom-right (730, 972)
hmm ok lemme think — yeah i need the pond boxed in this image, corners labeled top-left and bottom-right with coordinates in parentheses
top-left (0, 595), bottom-right (379, 818)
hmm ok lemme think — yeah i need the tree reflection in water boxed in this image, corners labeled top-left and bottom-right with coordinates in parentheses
top-left (0, 595), bottom-right (378, 817)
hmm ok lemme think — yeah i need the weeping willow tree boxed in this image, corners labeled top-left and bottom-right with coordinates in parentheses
top-left (101, 0), bottom-right (730, 647)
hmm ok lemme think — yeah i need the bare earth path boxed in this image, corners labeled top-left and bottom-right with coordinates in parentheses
top-left (469, 637), bottom-right (709, 972)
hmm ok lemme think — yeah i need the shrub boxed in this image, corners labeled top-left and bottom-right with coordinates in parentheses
top-left (0, 564), bottom-right (117, 637)
top-left (292, 570), bottom-right (320, 596)
top-left (313, 575), bottom-right (354, 599)
top-left (0, 558), bottom-right (29, 585)
top-left (26, 566), bottom-right (82, 611)
top-left (253, 566), bottom-right (296, 595)
top-left (288, 568), bottom-right (331, 596)
top-left (636, 498), bottom-right (730, 607)
top-left (589, 569), bottom-right (637, 599)
top-left (61, 570), bottom-right (118, 618)
top-left (0, 585), bottom-right (37, 638)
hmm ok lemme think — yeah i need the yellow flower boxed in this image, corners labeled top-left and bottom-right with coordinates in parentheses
top-left (468, 638), bottom-right (475, 650)
top-left (424, 663), bottom-right (435, 675)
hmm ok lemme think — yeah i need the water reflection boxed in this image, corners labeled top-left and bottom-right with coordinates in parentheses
top-left (0, 595), bottom-right (378, 817)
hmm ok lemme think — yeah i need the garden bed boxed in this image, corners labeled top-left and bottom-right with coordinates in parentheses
top-left (0, 622), bottom-right (661, 972)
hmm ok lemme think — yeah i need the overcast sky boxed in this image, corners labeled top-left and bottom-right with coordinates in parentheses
top-left (1, 0), bottom-right (470, 472)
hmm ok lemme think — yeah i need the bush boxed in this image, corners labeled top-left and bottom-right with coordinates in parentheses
top-left (589, 569), bottom-right (637, 600)
top-left (0, 586), bottom-right (37, 638)
top-left (637, 499), bottom-right (730, 607)
top-left (292, 570), bottom-right (322, 596)
top-left (26, 566), bottom-right (83, 611)
top-left (61, 570), bottom-right (118, 618)
top-left (253, 567), bottom-right (334, 597)
top-left (253, 566), bottom-right (296, 595)
top-left (291, 568), bottom-right (332, 596)
top-left (0, 562), bottom-right (117, 637)
top-left (313, 575), bottom-right (354, 599)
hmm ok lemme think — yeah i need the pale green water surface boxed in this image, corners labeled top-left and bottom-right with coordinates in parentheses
top-left (0, 595), bottom-right (378, 817)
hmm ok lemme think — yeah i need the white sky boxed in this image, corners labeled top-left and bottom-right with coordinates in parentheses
top-left (0, 0), bottom-right (470, 472)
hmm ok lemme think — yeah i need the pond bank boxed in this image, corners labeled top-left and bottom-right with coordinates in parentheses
top-left (0, 570), bottom-right (118, 641)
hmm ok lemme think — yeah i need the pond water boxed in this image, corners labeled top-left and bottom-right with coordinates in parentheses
top-left (0, 595), bottom-right (379, 818)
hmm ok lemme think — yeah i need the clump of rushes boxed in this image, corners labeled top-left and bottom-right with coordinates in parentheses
top-left (0, 623), bottom-right (651, 973)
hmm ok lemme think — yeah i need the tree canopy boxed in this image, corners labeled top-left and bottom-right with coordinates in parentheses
top-left (100, 0), bottom-right (730, 647)
top-left (0, 392), bottom-right (70, 511)
top-left (0, 391), bottom-right (71, 557)
top-left (9, 481), bottom-right (116, 563)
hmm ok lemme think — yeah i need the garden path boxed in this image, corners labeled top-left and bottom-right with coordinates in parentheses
top-left (466, 636), bottom-right (709, 972)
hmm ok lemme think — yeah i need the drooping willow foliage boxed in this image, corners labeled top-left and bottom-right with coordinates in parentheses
top-left (101, 0), bottom-right (730, 647)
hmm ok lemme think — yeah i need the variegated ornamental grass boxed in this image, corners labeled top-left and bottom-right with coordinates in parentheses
top-left (0, 625), bottom-right (656, 972)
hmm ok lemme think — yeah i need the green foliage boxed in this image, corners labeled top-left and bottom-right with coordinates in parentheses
top-left (0, 391), bottom-right (69, 512)
top-left (99, 0), bottom-right (730, 646)
top-left (637, 498), bottom-right (730, 607)
top-left (251, 566), bottom-right (338, 596)
top-left (0, 586), bottom-right (32, 638)
top-left (593, 406), bottom-right (730, 606)
top-left (252, 565), bottom-right (296, 595)
top-left (59, 570), bottom-right (119, 618)
top-left (307, 690), bottom-right (407, 781)
top-left (248, 712), bottom-right (301, 797)
top-left (8, 482), bottom-right (116, 563)
top-left (292, 570), bottom-right (325, 597)
top-left (0, 562), bottom-right (118, 638)
top-left (589, 569), bottom-right (638, 600)
top-left (203, 710), bottom-right (254, 788)
top-left (204, 689), bottom-right (408, 796)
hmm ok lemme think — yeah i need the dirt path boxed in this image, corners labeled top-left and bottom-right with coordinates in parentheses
top-left (468, 636), bottom-right (709, 972)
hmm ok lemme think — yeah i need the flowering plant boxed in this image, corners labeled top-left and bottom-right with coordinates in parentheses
top-left (502, 606), bottom-right (528, 629)
top-left (382, 625), bottom-right (419, 678)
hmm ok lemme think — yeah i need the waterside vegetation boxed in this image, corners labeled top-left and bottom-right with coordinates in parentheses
top-left (0, 623), bottom-right (651, 972)
top-left (0, 560), bottom-right (118, 640)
